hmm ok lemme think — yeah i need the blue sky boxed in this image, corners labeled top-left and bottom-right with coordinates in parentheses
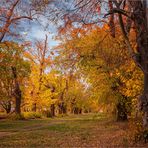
top-left (21, 19), bottom-right (59, 48)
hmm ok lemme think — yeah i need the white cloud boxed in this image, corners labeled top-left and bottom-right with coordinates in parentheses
top-left (26, 22), bottom-right (58, 47)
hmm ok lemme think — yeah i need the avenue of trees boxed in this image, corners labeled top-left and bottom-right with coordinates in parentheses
top-left (0, 0), bottom-right (148, 139)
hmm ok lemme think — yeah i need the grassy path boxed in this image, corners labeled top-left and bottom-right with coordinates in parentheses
top-left (0, 113), bottom-right (147, 147)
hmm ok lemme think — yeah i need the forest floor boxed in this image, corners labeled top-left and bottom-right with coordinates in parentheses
top-left (0, 113), bottom-right (148, 148)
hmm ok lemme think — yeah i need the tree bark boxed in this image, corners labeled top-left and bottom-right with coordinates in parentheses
top-left (58, 89), bottom-right (67, 114)
top-left (130, 1), bottom-right (148, 127)
top-left (73, 107), bottom-right (82, 114)
top-left (32, 103), bottom-right (37, 112)
top-left (11, 67), bottom-right (22, 114)
top-left (50, 104), bottom-right (55, 117)
top-left (116, 0), bottom-right (148, 127)
top-left (140, 72), bottom-right (148, 127)
top-left (116, 101), bottom-right (128, 121)
top-left (58, 102), bottom-right (67, 114)
top-left (50, 86), bottom-right (56, 117)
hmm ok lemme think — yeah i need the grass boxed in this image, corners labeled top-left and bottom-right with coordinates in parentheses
top-left (0, 113), bottom-right (148, 147)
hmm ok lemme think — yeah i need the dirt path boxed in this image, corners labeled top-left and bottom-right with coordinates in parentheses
top-left (0, 120), bottom-right (65, 138)
top-left (0, 115), bottom-right (148, 147)
top-left (0, 132), bottom-right (16, 138)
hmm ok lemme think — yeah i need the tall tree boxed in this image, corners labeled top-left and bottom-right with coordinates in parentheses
top-left (52, 0), bottom-right (148, 127)
top-left (25, 35), bottom-right (52, 112)
top-left (33, 35), bottom-right (49, 112)
top-left (0, 41), bottom-right (30, 114)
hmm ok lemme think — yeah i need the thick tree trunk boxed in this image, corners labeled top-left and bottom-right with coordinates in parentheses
top-left (11, 67), bottom-right (22, 114)
top-left (15, 92), bottom-right (21, 114)
top-left (127, 0), bottom-right (148, 127)
top-left (140, 72), bottom-right (148, 127)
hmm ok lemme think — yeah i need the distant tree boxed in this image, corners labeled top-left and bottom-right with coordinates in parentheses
top-left (32, 35), bottom-right (50, 112)
top-left (55, 25), bottom-right (133, 120)
top-left (24, 35), bottom-right (54, 114)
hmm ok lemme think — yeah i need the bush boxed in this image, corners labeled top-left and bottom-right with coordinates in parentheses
top-left (8, 114), bottom-right (25, 120)
top-left (0, 112), bottom-right (7, 119)
top-left (56, 114), bottom-right (68, 118)
top-left (23, 112), bottom-right (43, 119)
top-left (128, 118), bottom-right (148, 143)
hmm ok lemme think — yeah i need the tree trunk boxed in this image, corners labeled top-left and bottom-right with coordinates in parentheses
top-left (11, 67), bottom-right (22, 114)
top-left (15, 92), bottom-right (21, 114)
top-left (79, 108), bottom-right (82, 114)
top-left (127, 0), bottom-right (148, 127)
top-left (140, 72), bottom-right (148, 127)
top-left (6, 101), bottom-right (11, 114)
top-left (32, 103), bottom-right (37, 112)
top-left (1, 100), bottom-right (11, 114)
top-left (50, 104), bottom-right (55, 117)
top-left (58, 102), bottom-right (67, 114)
top-left (63, 105), bottom-right (67, 114)
top-left (49, 86), bottom-right (56, 117)
top-left (116, 102), bottom-right (128, 121)
top-left (74, 107), bottom-right (79, 114)
top-left (58, 103), bottom-right (62, 114)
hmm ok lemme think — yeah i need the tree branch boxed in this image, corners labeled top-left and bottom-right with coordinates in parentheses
top-left (104, 8), bottom-right (130, 18)
top-left (11, 16), bottom-right (33, 22)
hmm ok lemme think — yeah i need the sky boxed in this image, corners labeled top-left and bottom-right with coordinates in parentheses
top-left (21, 19), bottom-right (59, 48)
top-left (0, 0), bottom-right (79, 49)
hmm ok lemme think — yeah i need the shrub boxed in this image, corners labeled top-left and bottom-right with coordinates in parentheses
top-left (8, 114), bottom-right (25, 120)
top-left (128, 117), bottom-right (148, 143)
top-left (23, 112), bottom-right (43, 119)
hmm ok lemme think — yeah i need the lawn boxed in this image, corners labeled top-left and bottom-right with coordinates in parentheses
top-left (0, 113), bottom-right (147, 147)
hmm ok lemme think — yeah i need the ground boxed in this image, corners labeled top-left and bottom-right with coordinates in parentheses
top-left (0, 113), bottom-right (148, 148)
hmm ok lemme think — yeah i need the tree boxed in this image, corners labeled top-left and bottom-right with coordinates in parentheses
top-left (52, 0), bottom-right (148, 127)
top-left (0, 58), bottom-right (13, 114)
top-left (55, 24), bottom-right (144, 120)
top-left (24, 35), bottom-right (55, 115)
top-left (0, 41), bottom-right (30, 114)
top-left (32, 35), bottom-right (50, 112)
top-left (0, 0), bottom-right (52, 42)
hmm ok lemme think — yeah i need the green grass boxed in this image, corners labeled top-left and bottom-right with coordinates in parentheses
top-left (0, 119), bottom-right (50, 131)
top-left (0, 113), bottom-right (148, 147)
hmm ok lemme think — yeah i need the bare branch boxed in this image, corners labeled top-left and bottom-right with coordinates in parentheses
top-left (11, 16), bottom-right (33, 22)
top-left (104, 8), bottom-right (130, 18)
